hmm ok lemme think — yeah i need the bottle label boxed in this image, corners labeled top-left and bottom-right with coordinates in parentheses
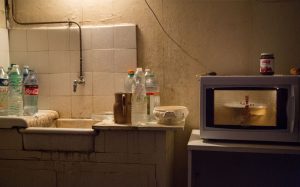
top-left (146, 92), bottom-right (160, 96)
top-left (0, 78), bottom-right (9, 86)
top-left (0, 86), bottom-right (8, 93)
top-left (25, 85), bottom-right (39, 95)
top-left (260, 59), bottom-right (274, 73)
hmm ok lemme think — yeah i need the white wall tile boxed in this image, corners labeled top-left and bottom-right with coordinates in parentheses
top-left (9, 51), bottom-right (28, 67)
top-left (36, 74), bottom-right (51, 96)
top-left (38, 96), bottom-right (50, 110)
top-left (92, 72), bottom-right (115, 96)
top-left (71, 72), bottom-right (93, 96)
top-left (50, 73), bottom-right (71, 96)
top-left (91, 26), bottom-right (114, 49)
top-left (49, 96), bottom-right (71, 118)
top-left (27, 51), bottom-right (49, 74)
top-left (82, 50), bottom-right (94, 72)
top-left (27, 29), bottom-right (48, 51)
top-left (114, 49), bottom-right (137, 73)
top-left (82, 27), bottom-right (92, 50)
top-left (69, 27), bottom-right (80, 51)
top-left (114, 73), bottom-right (127, 93)
top-left (48, 28), bottom-right (69, 51)
top-left (71, 96), bottom-right (93, 118)
top-left (70, 51), bottom-right (93, 74)
top-left (9, 29), bottom-right (27, 51)
top-left (48, 51), bottom-right (70, 73)
top-left (8, 25), bottom-right (137, 116)
top-left (93, 96), bottom-right (114, 114)
top-left (70, 51), bottom-right (80, 73)
top-left (91, 49), bottom-right (114, 72)
top-left (114, 24), bottom-right (136, 49)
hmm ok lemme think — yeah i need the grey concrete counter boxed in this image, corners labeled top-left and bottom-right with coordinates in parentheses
top-left (93, 121), bottom-right (184, 131)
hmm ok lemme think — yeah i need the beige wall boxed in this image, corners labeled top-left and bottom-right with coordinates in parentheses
top-left (9, 0), bottom-right (300, 187)
top-left (0, 0), bottom-right (9, 70)
top-left (0, 0), bottom-right (5, 28)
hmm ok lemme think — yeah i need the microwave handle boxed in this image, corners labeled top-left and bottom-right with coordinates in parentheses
top-left (287, 96), bottom-right (295, 133)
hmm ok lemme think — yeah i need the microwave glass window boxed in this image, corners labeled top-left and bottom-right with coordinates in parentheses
top-left (214, 90), bottom-right (277, 127)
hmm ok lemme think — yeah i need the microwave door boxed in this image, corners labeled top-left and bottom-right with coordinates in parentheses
top-left (206, 87), bottom-right (289, 130)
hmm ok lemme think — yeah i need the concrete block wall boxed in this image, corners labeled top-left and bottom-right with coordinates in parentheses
top-left (0, 128), bottom-right (175, 187)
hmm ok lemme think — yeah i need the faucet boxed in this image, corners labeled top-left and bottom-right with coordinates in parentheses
top-left (73, 76), bottom-right (85, 92)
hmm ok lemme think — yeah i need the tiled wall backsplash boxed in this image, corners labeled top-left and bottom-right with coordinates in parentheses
top-left (0, 28), bottom-right (9, 70)
top-left (9, 24), bottom-right (137, 118)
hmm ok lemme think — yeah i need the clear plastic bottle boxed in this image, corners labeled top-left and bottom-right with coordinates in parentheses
top-left (124, 70), bottom-right (135, 93)
top-left (7, 63), bottom-right (16, 75)
top-left (131, 68), bottom-right (147, 125)
top-left (0, 66), bottom-right (9, 116)
top-left (22, 65), bottom-right (30, 83)
top-left (145, 69), bottom-right (160, 121)
top-left (23, 70), bottom-right (39, 116)
top-left (8, 65), bottom-right (23, 116)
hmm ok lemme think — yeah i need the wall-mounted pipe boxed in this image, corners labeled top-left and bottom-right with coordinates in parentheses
top-left (8, 0), bottom-right (85, 92)
top-left (4, 0), bottom-right (9, 27)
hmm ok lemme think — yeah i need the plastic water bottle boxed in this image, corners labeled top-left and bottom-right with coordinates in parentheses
top-left (23, 70), bottom-right (39, 116)
top-left (7, 63), bottom-right (16, 75)
top-left (131, 68), bottom-right (147, 125)
top-left (8, 65), bottom-right (23, 116)
top-left (0, 66), bottom-right (9, 116)
top-left (145, 69), bottom-right (160, 120)
top-left (22, 65), bottom-right (30, 83)
top-left (124, 70), bottom-right (135, 93)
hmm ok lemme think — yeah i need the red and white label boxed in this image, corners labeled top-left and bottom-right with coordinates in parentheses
top-left (25, 85), bottom-right (39, 95)
top-left (146, 92), bottom-right (160, 96)
top-left (260, 59), bottom-right (274, 73)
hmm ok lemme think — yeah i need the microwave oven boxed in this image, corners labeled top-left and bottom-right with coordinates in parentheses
top-left (199, 75), bottom-right (300, 143)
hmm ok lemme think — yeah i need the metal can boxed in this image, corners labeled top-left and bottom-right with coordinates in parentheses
top-left (260, 53), bottom-right (274, 75)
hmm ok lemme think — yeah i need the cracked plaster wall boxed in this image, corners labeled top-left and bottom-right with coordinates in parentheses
top-left (9, 0), bottom-right (300, 186)
top-left (0, 0), bottom-right (9, 70)
top-left (0, 0), bottom-right (5, 28)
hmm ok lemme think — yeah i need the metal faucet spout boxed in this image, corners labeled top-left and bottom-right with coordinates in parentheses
top-left (73, 80), bottom-right (78, 92)
top-left (73, 76), bottom-right (85, 93)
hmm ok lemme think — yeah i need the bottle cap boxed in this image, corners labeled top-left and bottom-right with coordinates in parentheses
top-left (128, 70), bottom-right (134, 74)
top-left (261, 53), bottom-right (273, 56)
top-left (136, 67), bottom-right (143, 71)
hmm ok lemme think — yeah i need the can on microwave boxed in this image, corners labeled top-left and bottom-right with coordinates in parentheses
top-left (260, 53), bottom-right (274, 75)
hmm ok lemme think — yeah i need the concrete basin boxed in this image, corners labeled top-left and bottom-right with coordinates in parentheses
top-left (20, 118), bottom-right (100, 152)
